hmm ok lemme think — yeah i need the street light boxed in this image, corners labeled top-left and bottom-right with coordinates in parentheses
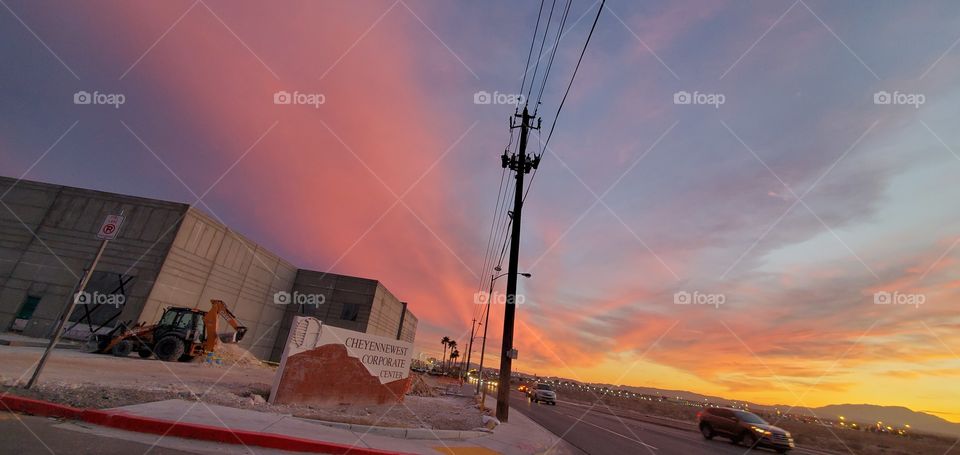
top-left (463, 272), bottom-right (527, 380)
top-left (476, 267), bottom-right (530, 396)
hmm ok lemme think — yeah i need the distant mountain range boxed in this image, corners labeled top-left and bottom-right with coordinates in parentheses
top-left (812, 404), bottom-right (960, 437)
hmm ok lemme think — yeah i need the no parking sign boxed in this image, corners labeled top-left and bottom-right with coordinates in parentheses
top-left (97, 214), bottom-right (125, 240)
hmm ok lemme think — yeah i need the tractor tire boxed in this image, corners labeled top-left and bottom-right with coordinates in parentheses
top-left (82, 335), bottom-right (101, 353)
top-left (111, 340), bottom-right (133, 357)
top-left (137, 348), bottom-right (153, 358)
top-left (154, 336), bottom-right (186, 362)
top-left (178, 354), bottom-right (196, 362)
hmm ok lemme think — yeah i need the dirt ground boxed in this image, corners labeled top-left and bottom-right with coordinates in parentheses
top-left (0, 345), bottom-right (482, 430)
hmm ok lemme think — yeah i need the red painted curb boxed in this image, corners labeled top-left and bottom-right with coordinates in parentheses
top-left (1, 395), bottom-right (408, 455)
top-left (0, 394), bottom-right (84, 420)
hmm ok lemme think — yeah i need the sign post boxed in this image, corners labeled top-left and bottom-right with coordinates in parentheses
top-left (26, 212), bottom-right (124, 389)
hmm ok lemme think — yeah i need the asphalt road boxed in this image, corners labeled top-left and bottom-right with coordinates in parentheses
top-left (0, 412), bottom-right (199, 455)
top-left (0, 411), bottom-right (295, 455)
top-left (508, 390), bottom-right (786, 455)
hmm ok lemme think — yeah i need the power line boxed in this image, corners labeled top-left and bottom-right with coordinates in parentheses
top-left (477, 167), bottom-right (508, 292)
top-left (525, 0), bottom-right (557, 104)
top-left (517, 0), bottom-right (546, 109)
top-left (534, 0), bottom-right (572, 115)
top-left (524, 0), bottom-right (606, 203)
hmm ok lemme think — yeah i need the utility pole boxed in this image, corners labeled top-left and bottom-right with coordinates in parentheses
top-left (496, 107), bottom-right (539, 422)
top-left (476, 269), bottom-right (496, 398)
top-left (464, 317), bottom-right (477, 380)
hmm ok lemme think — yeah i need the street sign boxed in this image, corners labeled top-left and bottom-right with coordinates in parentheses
top-left (96, 214), bottom-right (125, 240)
top-left (507, 348), bottom-right (518, 360)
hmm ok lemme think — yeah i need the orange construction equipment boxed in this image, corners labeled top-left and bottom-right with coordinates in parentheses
top-left (89, 299), bottom-right (247, 362)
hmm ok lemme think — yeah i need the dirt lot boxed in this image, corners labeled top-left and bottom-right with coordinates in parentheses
top-left (1, 345), bottom-right (482, 430)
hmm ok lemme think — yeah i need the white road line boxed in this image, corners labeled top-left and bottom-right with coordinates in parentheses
top-left (546, 406), bottom-right (659, 451)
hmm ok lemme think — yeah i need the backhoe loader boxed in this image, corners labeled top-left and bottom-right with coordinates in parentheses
top-left (89, 299), bottom-right (247, 362)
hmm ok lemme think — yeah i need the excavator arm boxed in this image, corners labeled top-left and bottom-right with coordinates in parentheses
top-left (202, 299), bottom-right (248, 352)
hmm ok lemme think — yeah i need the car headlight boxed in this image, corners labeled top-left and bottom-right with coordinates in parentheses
top-left (752, 427), bottom-right (772, 435)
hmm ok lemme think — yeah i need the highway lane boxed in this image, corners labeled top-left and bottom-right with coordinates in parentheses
top-left (508, 391), bottom-right (780, 455)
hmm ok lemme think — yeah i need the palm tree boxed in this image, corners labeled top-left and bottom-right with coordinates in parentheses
top-left (446, 340), bottom-right (457, 371)
top-left (449, 349), bottom-right (460, 374)
top-left (440, 336), bottom-right (451, 371)
top-left (447, 340), bottom-right (457, 367)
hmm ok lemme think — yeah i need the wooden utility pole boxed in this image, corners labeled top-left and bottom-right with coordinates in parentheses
top-left (496, 107), bottom-right (539, 421)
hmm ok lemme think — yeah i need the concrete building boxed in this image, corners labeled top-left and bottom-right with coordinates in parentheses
top-left (0, 176), bottom-right (417, 361)
top-left (279, 270), bottom-right (416, 360)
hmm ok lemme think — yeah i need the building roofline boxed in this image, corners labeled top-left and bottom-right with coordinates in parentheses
top-left (1, 175), bottom-right (414, 314)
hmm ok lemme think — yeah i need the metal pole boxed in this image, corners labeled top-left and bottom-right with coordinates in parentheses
top-left (477, 273), bottom-right (496, 397)
top-left (26, 238), bottom-right (109, 389)
top-left (464, 317), bottom-right (476, 381)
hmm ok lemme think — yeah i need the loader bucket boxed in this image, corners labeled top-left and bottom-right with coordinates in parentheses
top-left (218, 326), bottom-right (246, 343)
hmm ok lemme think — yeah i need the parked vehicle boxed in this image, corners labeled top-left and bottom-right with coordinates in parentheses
top-left (527, 383), bottom-right (557, 405)
top-left (697, 407), bottom-right (794, 453)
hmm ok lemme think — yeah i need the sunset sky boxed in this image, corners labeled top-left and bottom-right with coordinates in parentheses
top-left (1, 1), bottom-right (959, 422)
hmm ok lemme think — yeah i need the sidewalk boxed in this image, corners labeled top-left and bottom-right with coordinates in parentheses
top-left (3, 384), bottom-right (581, 455)
top-left (0, 332), bottom-right (80, 349)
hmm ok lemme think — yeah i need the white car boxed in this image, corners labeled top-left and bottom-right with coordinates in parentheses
top-left (527, 383), bottom-right (557, 405)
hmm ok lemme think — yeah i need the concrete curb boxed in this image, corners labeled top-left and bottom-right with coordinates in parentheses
top-left (305, 417), bottom-right (493, 440)
top-left (0, 395), bottom-right (410, 455)
top-left (0, 339), bottom-right (80, 349)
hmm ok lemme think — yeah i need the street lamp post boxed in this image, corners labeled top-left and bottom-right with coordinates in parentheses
top-left (463, 318), bottom-right (479, 381)
top-left (476, 268), bottom-right (530, 398)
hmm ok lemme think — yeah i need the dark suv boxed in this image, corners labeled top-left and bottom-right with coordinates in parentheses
top-left (697, 407), bottom-right (794, 453)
